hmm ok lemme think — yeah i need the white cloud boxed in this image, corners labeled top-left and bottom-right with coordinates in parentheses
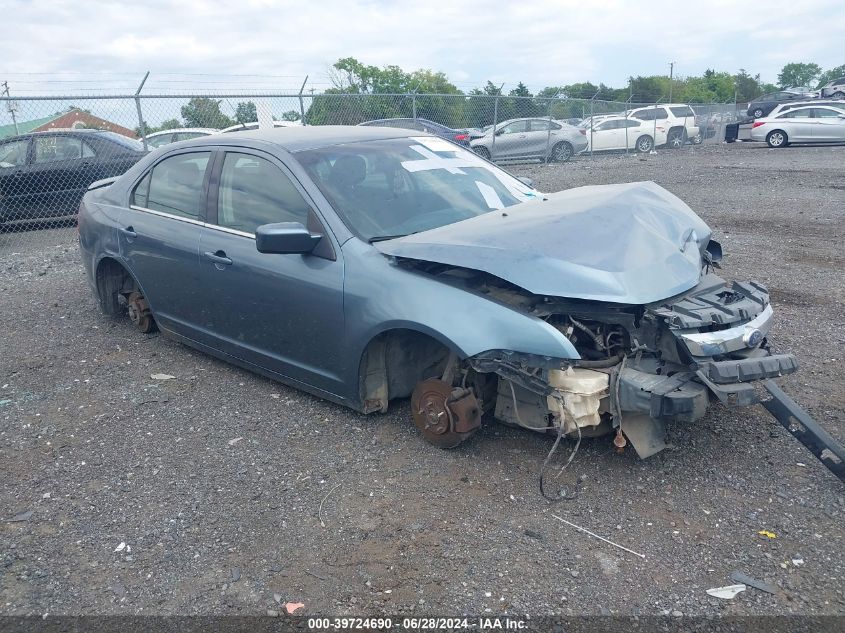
top-left (0, 0), bottom-right (842, 94)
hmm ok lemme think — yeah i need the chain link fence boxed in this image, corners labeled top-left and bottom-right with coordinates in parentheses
top-left (0, 89), bottom-right (744, 258)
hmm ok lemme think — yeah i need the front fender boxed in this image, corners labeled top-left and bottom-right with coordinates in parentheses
top-left (342, 240), bottom-right (580, 375)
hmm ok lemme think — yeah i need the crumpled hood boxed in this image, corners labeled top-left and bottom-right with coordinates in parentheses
top-left (375, 181), bottom-right (712, 304)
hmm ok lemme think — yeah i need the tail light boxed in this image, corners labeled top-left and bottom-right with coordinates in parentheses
top-left (454, 134), bottom-right (468, 141)
top-left (579, 129), bottom-right (586, 135)
top-left (752, 121), bottom-right (766, 128)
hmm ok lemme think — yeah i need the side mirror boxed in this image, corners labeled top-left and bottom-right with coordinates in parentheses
top-left (255, 222), bottom-right (321, 254)
top-left (517, 176), bottom-right (534, 188)
top-left (838, 114), bottom-right (845, 119)
top-left (495, 128), bottom-right (505, 136)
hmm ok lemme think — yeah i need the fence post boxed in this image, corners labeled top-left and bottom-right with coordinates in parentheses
top-left (412, 93), bottom-right (417, 120)
top-left (490, 95), bottom-right (499, 161)
top-left (589, 91), bottom-right (598, 159)
top-left (545, 98), bottom-right (553, 163)
top-left (298, 75), bottom-right (308, 125)
top-left (134, 71), bottom-right (150, 151)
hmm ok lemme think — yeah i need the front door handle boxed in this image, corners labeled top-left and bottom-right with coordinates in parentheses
top-left (204, 250), bottom-right (233, 266)
top-left (119, 226), bottom-right (137, 239)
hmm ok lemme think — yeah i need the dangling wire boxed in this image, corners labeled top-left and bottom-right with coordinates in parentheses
top-left (539, 393), bottom-right (582, 502)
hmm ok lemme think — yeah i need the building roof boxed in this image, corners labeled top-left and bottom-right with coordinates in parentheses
top-left (0, 113), bottom-right (62, 140)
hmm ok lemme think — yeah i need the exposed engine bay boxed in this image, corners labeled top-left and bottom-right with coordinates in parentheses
top-left (402, 258), bottom-right (798, 460)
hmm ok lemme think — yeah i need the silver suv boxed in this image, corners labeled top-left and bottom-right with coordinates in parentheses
top-left (625, 104), bottom-right (700, 148)
top-left (819, 77), bottom-right (845, 99)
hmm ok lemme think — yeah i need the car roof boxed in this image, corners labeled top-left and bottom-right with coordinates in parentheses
top-left (146, 128), bottom-right (217, 136)
top-left (1, 128), bottom-right (128, 141)
top-left (183, 125), bottom-right (428, 152)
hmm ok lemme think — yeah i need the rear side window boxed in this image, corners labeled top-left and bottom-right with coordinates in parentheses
top-left (814, 108), bottom-right (843, 118)
top-left (633, 108), bottom-right (656, 121)
top-left (34, 136), bottom-right (95, 163)
top-left (670, 106), bottom-right (695, 118)
top-left (132, 151), bottom-right (210, 219)
top-left (216, 152), bottom-right (312, 234)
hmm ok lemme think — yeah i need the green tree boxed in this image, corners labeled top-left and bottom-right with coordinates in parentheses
top-left (134, 118), bottom-right (182, 136)
top-left (628, 76), bottom-right (670, 103)
top-left (235, 101), bottom-right (257, 124)
top-left (281, 110), bottom-right (301, 121)
top-left (181, 98), bottom-right (233, 129)
top-left (777, 62), bottom-right (822, 88)
top-left (816, 64), bottom-right (845, 88)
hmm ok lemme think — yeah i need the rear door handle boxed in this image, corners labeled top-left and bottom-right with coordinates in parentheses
top-left (119, 226), bottom-right (137, 238)
top-left (204, 250), bottom-right (233, 266)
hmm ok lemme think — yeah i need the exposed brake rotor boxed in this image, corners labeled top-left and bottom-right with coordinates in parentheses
top-left (126, 291), bottom-right (156, 334)
top-left (410, 378), bottom-right (481, 449)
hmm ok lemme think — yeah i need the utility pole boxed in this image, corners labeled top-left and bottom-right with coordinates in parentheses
top-left (669, 62), bottom-right (675, 102)
top-left (2, 81), bottom-right (20, 135)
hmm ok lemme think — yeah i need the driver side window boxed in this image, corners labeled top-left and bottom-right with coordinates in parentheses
top-left (0, 139), bottom-right (29, 168)
top-left (500, 121), bottom-right (527, 135)
top-left (217, 153), bottom-right (312, 235)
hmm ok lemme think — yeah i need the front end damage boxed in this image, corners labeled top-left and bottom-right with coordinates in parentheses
top-left (378, 182), bottom-right (843, 481)
top-left (405, 265), bottom-right (843, 481)
top-left (463, 271), bottom-right (800, 458)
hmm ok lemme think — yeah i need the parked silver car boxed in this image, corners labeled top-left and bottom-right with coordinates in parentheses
top-left (750, 105), bottom-right (845, 147)
top-left (470, 118), bottom-right (587, 162)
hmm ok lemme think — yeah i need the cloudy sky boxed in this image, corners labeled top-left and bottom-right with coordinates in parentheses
top-left (1, 0), bottom-right (842, 94)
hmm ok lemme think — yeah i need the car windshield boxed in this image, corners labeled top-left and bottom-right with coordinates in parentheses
top-left (295, 136), bottom-right (540, 241)
top-left (100, 131), bottom-right (145, 151)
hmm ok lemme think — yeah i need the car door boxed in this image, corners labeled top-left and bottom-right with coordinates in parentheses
top-left (492, 120), bottom-right (528, 159)
top-left (810, 108), bottom-right (845, 141)
top-left (31, 134), bottom-right (99, 216)
top-left (0, 137), bottom-right (33, 222)
top-left (591, 120), bottom-right (621, 150)
top-left (120, 149), bottom-right (212, 336)
top-left (776, 107), bottom-right (814, 142)
top-left (527, 119), bottom-right (560, 157)
top-left (195, 149), bottom-right (346, 394)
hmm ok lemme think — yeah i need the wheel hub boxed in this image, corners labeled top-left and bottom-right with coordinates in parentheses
top-left (126, 291), bottom-right (156, 333)
top-left (411, 378), bottom-right (481, 448)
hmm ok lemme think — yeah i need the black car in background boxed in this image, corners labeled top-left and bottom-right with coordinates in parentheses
top-left (747, 91), bottom-right (812, 119)
top-left (0, 129), bottom-right (146, 226)
top-left (358, 118), bottom-right (472, 147)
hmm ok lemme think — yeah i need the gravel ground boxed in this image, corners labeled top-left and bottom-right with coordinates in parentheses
top-left (1, 143), bottom-right (844, 619)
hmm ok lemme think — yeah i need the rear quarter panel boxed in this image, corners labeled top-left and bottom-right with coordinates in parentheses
top-left (78, 184), bottom-right (126, 291)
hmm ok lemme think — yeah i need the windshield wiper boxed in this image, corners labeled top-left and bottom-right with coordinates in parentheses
top-left (368, 232), bottom-right (418, 243)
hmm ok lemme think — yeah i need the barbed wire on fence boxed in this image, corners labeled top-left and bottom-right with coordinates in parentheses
top-left (0, 80), bottom-right (743, 250)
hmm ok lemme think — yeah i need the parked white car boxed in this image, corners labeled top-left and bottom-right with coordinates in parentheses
top-left (750, 105), bottom-right (845, 147)
top-left (220, 120), bottom-right (302, 133)
top-left (819, 76), bottom-right (845, 99)
top-left (625, 104), bottom-right (699, 148)
top-left (583, 115), bottom-right (668, 153)
top-left (144, 128), bottom-right (218, 148)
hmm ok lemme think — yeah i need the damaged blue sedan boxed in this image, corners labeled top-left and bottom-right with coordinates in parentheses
top-left (77, 126), bottom-right (844, 478)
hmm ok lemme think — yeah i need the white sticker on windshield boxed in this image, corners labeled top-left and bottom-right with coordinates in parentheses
top-left (410, 136), bottom-right (460, 153)
top-left (402, 145), bottom-right (468, 175)
top-left (475, 181), bottom-right (504, 210)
